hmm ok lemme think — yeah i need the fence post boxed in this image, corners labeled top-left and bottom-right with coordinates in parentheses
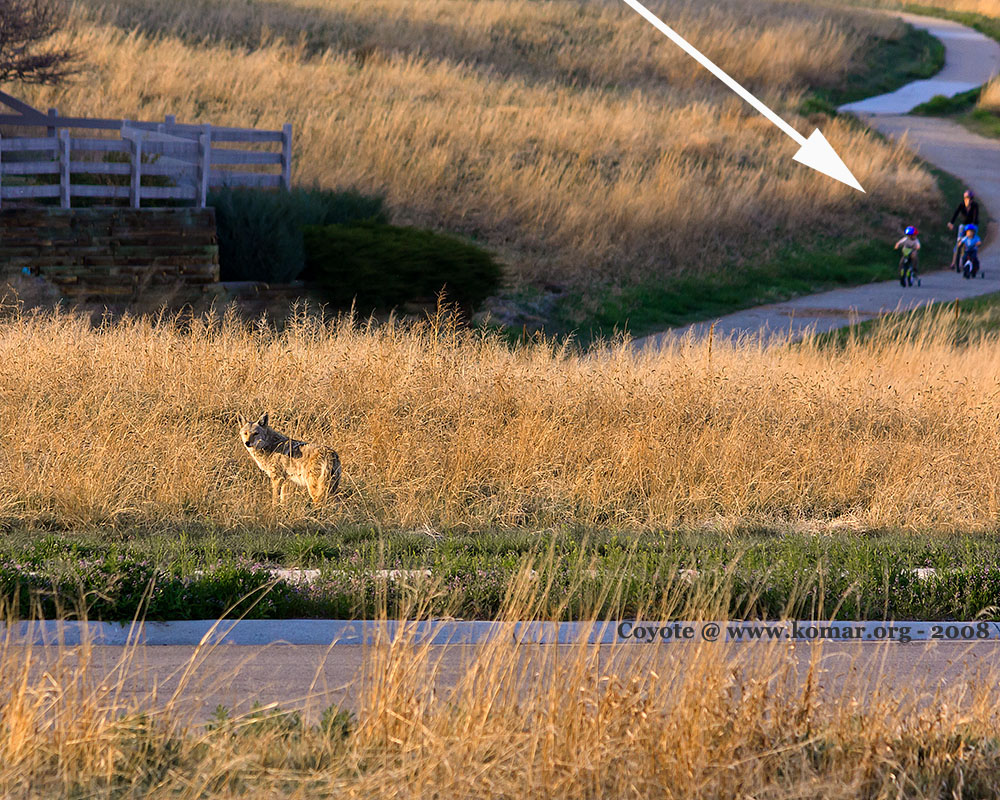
top-left (198, 126), bottom-right (211, 208)
top-left (60, 129), bottom-right (71, 209)
top-left (165, 114), bottom-right (176, 126)
top-left (281, 123), bottom-right (292, 191)
top-left (130, 135), bottom-right (142, 209)
top-left (46, 108), bottom-right (59, 138)
top-left (0, 133), bottom-right (4, 211)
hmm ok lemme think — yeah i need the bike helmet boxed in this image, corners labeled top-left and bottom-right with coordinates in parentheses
top-left (965, 224), bottom-right (978, 234)
top-left (904, 226), bottom-right (917, 236)
top-left (965, 189), bottom-right (975, 198)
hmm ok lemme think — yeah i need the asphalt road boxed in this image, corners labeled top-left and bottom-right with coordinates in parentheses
top-left (635, 12), bottom-right (1000, 348)
top-left (15, 640), bottom-right (1000, 724)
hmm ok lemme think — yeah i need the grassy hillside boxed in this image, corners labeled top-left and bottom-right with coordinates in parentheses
top-left (17, 0), bottom-right (944, 335)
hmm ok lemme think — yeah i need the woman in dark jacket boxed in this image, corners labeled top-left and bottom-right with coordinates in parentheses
top-left (948, 189), bottom-right (980, 269)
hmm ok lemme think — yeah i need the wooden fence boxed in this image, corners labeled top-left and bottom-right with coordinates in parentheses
top-left (0, 94), bottom-right (291, 209)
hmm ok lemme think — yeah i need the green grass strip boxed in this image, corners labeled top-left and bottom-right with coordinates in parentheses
top-left (6, 525), bottom-right (1000, 622)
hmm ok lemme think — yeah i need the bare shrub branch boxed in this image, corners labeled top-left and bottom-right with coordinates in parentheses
top-left (0, 0), bottom-right (78, 85)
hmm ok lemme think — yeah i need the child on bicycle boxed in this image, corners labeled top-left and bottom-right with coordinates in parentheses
top-left (894, 226), bottom-right (920, 286)
top-left (957, 223), bottom-right (982, 278)
top-left (949, 189), bottom-right (979, 268)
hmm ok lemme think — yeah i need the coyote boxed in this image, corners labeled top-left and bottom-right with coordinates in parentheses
top-left (239, 412), bottom-right (341, 505)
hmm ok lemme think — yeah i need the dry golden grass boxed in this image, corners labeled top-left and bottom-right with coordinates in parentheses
top-left (889, 0), bottom-right (1000, 15)
top-left (10, 0), bottom-right (933, 288)
top-left (0, 303), bottom-right (998, 534)
top-left (851, 0), bottom-right (999, 14)
top-left (3, 577), bottom-right (1000, 799)
top-left (979, 75), bottom-right (1000, 112)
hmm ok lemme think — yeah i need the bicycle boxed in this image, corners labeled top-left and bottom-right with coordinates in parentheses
top-left (952, 223), bottom-right (968, 272)
top-left (899, 252), bottom-right (920, 287)
top-left (960, 250), bottom-right (984, 280)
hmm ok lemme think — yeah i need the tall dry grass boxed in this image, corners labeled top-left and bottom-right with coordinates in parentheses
top-left (0, 304), bottom-right (999, 533)
top-left (848, 0), bottom-right (1000, 15)
top-left (9, 0), bottom-right (934, 288)
top-left (2, 576), bottom-right (1000, 798)
top-left (979, 75), bottom-right (1000, 112)
top-left (890, 0), bottom-right (1000, 15)
top-left (72, 0), bottom-right (892, 91)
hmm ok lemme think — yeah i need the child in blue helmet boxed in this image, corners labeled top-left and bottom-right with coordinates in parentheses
top-left (894, 226), bottom-right (921, 286)
top-left (957, 224), bottom-right (982, 278)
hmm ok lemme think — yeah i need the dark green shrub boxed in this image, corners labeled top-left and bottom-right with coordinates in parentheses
top-left (210, 187), bottom-right (387, 282)
top-left (302, 221), bottom-right (502, 311)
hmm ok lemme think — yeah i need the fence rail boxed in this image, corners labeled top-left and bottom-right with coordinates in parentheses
top-left (0, 101), bottom-right (292, 209)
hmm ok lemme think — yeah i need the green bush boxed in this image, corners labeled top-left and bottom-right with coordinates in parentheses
top-left (911, 87), bottom-right (980, 116)
top-left (209, 187), bottom-right (387, 282)
top-left (302, 221), bottom-right (502, 312)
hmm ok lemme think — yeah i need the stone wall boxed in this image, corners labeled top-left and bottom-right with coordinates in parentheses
top-left (0, 207), bottom-right (219, 305)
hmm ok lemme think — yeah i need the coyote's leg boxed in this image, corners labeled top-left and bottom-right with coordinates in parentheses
top-left (279, 481), bottom-right (291, 504)
top-left (270, 477), bottom-right (285, 506)
top-left (307, 478), bottom-right (327, 505)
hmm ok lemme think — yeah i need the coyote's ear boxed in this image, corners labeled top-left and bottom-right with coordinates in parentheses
top-left (237, 412), bottom-right (248, 426)
top-left (258, 412), bottom-right (269, 427)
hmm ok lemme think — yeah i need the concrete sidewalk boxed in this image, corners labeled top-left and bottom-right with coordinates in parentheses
top-left (636, 12), bottom-right (1000, 349)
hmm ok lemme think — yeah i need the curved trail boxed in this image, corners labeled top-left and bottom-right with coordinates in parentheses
top-left (636, 12), bottom-right (1000, 348)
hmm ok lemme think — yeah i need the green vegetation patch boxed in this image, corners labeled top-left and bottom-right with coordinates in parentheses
top-left (912, 87), bottom-right (1000, 140)
top-left (6, 526), bottom-right (1000, 623)
top-left (302, 221), bottom-right (502, 313)
top-left (911, 86), bottom-right (981, 116)
top-left (965, 107), bottom-right (1000, 139)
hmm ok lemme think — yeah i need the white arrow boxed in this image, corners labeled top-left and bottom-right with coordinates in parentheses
top-left (620, 0), bottom-right (865, 193)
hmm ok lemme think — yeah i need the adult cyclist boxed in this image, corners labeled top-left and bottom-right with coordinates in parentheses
top-left (948, 189), bottom-right (979, 269)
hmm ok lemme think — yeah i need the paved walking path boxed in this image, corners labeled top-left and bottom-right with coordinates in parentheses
top-left (841, 12), bottom-right (1000, 114)
top-left (15, 640), bottom-right (1000, 723)
top-left (636, 12), bottom-right (1000, 348)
